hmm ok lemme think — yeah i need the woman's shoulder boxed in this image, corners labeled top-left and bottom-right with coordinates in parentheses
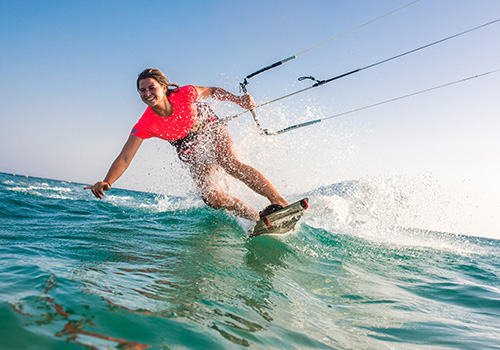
top-left (171, 85), bottom-right (198, 101)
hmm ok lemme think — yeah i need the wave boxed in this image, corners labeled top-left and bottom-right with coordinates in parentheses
top-left (1, 172), bottom-right (494, 247)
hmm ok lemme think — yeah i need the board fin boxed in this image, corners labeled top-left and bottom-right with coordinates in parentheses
top-left (249, 198), bottom-right (308, 238)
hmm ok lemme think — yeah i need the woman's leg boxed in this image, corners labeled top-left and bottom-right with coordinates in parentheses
top-left (189, 161), bottom-right (260, 221)
top-left (211, 126), bottom-right (289, 208)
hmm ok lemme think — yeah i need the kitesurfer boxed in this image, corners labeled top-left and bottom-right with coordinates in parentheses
top-left (85, 68), bottom-right (288, 221)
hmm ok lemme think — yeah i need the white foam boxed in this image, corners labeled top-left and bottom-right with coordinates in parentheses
top-left (301, 175), bottom-right (491, 255)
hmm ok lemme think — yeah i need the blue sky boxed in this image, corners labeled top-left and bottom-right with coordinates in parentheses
top-left (1, 0), bottom-right (499, 238)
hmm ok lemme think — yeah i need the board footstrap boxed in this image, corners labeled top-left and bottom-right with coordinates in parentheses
top-left (249, 198), bottom-right (308, 238)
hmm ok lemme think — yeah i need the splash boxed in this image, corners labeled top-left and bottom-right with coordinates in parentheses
top-left (301, 175), bottom-right (485, 254)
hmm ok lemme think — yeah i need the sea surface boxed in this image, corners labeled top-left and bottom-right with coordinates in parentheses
top-left (1, 171), bottom-right (500, 350)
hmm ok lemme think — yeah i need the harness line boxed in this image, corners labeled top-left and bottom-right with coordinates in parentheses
top-left (243, 0), bottom-right (421, 82)
top-left (226, 18), bottom-right (500, 134)
top-left (239, 0), bottom-right (421, 131)
top-left (265, 68), bottom-right (500, 135)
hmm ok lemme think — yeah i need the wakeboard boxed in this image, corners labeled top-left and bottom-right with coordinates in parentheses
top-left (249, 198), bottom-right (309, 238)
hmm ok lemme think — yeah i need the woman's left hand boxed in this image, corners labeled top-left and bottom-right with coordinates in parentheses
top-left (196, 86), bottom-right (256, 110)
top-left (238, 94), bottom-right (256, 110)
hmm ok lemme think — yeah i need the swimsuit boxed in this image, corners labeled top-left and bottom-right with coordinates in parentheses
top-left (169, 102), bottom-right (219, 162)
top-left (131, 85), bottom-right (218, 163)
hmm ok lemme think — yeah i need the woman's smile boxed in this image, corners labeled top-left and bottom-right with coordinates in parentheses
top-left (138, 77), bottom-right (166, 107)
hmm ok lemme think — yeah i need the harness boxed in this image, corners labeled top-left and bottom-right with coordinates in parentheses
top-left (169, 102), bottom-right (219, 163)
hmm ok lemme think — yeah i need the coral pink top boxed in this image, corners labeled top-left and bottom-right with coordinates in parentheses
top-left (131, 85), bottom-right (199, 141)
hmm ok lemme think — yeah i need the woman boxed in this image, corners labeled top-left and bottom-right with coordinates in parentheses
top-left (85, 68), bottom-right (289, 222)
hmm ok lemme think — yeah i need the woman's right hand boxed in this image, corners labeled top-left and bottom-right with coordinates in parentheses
top-left (84, 181), bottom-right (111, 199)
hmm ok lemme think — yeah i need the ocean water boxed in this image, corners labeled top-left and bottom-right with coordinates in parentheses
top-left (1, 171), bottom-right (500, 350)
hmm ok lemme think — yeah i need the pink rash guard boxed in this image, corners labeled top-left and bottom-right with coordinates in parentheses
top-left (131, 85), bottom-right (199, 142)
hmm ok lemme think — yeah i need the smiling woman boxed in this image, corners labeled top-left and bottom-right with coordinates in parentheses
top-left (85, 68), bottom-right (289, 221)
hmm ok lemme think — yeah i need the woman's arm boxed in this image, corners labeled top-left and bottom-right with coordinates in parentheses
top-left (195, 86), bottom-right (255, 110)
top-left (84, 135), bottom-right (143, 199)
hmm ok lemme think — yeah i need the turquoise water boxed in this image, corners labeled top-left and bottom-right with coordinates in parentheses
top-left (1, 172), bottom-right (499, 349)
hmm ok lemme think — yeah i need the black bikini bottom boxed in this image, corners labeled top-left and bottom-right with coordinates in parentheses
top-left (169, 102), bottom-right (220, 163)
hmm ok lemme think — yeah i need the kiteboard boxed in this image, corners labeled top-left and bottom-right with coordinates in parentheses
top-left (249, 198), bottom-right (309, 238)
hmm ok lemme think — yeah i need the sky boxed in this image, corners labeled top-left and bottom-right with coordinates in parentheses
top-left (1, 0), bottom-right (499, 238)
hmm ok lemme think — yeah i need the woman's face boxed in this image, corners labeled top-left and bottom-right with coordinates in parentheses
top-left (138, 77), bottom-right (167, 107)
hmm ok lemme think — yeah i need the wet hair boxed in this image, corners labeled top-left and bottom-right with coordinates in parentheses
top-left (136, 68), bottom-right (180, 95)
